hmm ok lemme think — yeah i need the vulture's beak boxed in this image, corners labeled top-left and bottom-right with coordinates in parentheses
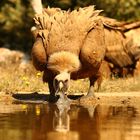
top-left (59, 81), bottom-right (64, 91)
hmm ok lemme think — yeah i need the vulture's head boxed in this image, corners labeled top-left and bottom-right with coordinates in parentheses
top-left (47, 51), bottom-right (81, 93)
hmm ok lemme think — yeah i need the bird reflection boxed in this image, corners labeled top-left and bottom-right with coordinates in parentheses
top-left (53, 97), bottom-right (70, 132)
top-left (47, 97), bottom-right (79, 140)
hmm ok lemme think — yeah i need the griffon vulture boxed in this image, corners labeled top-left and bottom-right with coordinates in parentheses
top-left (31, 6), bottom-right (106, 101)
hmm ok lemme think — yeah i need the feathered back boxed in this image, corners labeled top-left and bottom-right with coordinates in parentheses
top-left (104, 25), bottom-right (140, 67)
top-left (34, 6), bottom-right (102, 56)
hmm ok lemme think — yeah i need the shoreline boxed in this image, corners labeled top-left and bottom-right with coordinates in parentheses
top-left (0, 91), bottom-right (140, 106)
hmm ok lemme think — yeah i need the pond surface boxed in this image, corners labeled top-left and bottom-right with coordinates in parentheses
top-left (0, 102), bottom-right (140, 140)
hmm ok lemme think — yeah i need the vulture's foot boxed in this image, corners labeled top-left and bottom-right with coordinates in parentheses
top-left (87, 85), bottom-right (96, 97)
top-left (79, 86), bottom-right (96, 104)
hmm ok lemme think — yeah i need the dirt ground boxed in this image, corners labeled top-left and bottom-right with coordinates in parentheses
top-left (0, 91), bottom-right (140, 107)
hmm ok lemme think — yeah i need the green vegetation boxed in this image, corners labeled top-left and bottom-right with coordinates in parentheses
top-left (0, 0), bottom-right (34, 52)
top-left (45, 0), bottom-right (140, 21)
top-left (0, 0), bottom-right (140, 52)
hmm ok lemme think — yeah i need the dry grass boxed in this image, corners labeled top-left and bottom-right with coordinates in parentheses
top-left (0, 62), bottom-right (140, 94)
top-left (100, 77), bottom-right (140, 92)
top-left (0, 62), bottom-right (49, 94)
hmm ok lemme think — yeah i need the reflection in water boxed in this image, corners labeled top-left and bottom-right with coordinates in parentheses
top-left (53, 102), bottom-right (70, 132)
top-left (49, 97), bottom-right (79, 140)
top-left (0, 101), bottom-right (140, 140)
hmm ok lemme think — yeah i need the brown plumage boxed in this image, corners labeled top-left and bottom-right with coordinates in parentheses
top-left (102, 16), bottom-right (140, 64)
top-left (102, 17), bottom-right (140, 78)
top-left (31, 6), bottom-right (105, 101)
top-left (104, 27), bottom-right (134, 67)
top-left (32, 6), bottom-right (140, 99)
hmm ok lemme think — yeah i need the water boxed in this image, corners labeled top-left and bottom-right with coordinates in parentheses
top-left (0, 102), bottom-right (140, 140)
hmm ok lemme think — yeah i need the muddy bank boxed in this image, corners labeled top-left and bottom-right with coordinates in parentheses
top-left (93, 92), bottom-right (140, 107)
top-left (0, 92), bottom-right (140, 107)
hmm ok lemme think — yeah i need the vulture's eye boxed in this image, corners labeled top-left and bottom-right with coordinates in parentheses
top-left (67, 70), bottom-right (71, 73)
top-left (64, 79), bottom-right (68, 83)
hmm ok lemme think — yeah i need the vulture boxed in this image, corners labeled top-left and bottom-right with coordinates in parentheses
top-left (31, 6), bottom-right (140, 101)
top-left (31, 6), bottom-right (106, 101)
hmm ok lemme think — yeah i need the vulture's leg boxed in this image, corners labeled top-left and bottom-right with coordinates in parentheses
top-left (48, 79), bottom-right (57, 102)
top-left (43, 70), bottom-right (57, 102)
top-left (95, 74), bottom-right (102, 92)
top-left (80, 75), bottom-right (99, 102)
top-left (87, 75), bottom-right (98, 97)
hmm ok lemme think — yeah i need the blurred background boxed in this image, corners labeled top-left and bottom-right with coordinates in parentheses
top-left (0, 0), bottom-right (140, 54)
